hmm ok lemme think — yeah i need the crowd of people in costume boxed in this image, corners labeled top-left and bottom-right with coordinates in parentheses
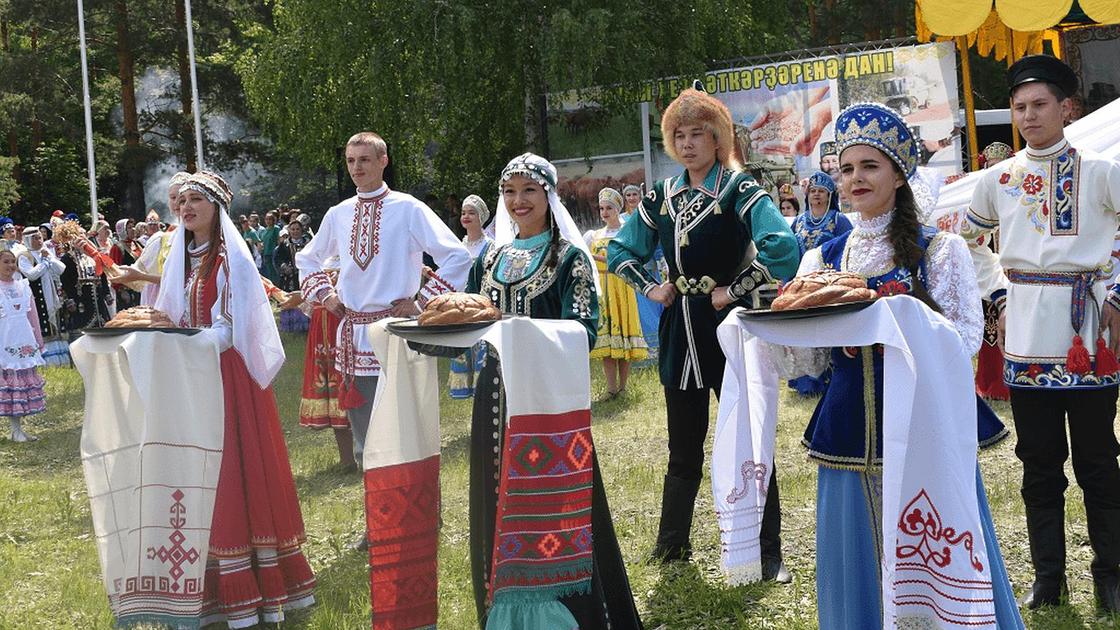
top-left (3, 52), bottom-right (1119, 629)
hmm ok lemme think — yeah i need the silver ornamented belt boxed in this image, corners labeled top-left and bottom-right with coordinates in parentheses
top-left (674, 275), bottom-right (717, 295)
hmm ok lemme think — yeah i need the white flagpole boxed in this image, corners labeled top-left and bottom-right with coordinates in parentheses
top-left (76, 0), bottom-right (98, 225)
top-left (184, 0), bottom-right (204, 170)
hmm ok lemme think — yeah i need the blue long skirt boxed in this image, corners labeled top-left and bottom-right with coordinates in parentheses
top-left (449, 343), bottom-right (487, 399)
top-left (816, 466), bottom-right (1023, 629)
top-left (632, 254), bottom-right (664, 370)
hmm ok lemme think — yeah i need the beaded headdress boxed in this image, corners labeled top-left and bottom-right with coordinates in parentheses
top-left (598, 188), bottom-right (623, 212)
top-left (980, 142), bottom-right (1013, 167)
top-left (835, 103), bottom-right (918, 178)
top-left (181, 171), bottom-right (234, 211)
top-left (805, 170), bottom-right (836, 193)
top-left (622, 184), bottom-right (641, 196)
top-left (168, 171), bottom-right (192, 189)
top-left (499, 153), bottom-right (557, 192)
top-left (804, 170), bottom-right (839, 212)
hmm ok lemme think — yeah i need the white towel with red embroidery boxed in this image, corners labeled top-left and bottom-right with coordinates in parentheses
top-left (361, 317), bottom-right (591, 470)
top-left (74, 332), bottom-right (224, 626)
top-left (714, 296), bottom-right (998, 628)
top-left (359, 317), bottom-right (591, 629)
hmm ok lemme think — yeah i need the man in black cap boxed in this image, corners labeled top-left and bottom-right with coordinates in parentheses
top-left (961, 54), bottom-right (1120, 613)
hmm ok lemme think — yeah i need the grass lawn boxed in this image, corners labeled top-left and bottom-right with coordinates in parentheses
top-left (0, 332), bottom-right (1116, 628)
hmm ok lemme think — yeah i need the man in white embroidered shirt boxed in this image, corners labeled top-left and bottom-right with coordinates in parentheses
top-left (961, 54), bottom-right (1120, 613)
top-left (297, 132), bottom-right (471, 470)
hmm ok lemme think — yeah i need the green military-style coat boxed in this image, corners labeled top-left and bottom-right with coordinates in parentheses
top-left (608, 162), bottom-right (799, 389)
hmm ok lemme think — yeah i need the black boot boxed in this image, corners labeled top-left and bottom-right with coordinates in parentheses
top-left (1017, 506), bottom-right (1068, 609)
top-left (759, 469), bottom-right (791, 584)
top-left (650, 474), bottom-right (700, 563)
top-left (1087, 507), bottom-right (1120, 613)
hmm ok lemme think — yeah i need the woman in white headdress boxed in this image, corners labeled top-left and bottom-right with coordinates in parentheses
top-left (584, 187), bottom-right (647, 398)
top-left (112, 171), bottom-right (189, 306)
top-left (18, 227), bottom-right (68, 366)
top-left (447, 194), bottom-right (493, 399)
top-left (155, 171), bottom-right (315, 626)
top-left (464, 153), bottom-right (641, 629)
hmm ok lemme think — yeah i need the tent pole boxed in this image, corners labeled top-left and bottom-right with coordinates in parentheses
top-left (957, 36), bottom-right (981, 171)
top-left (76, 0), bottom-right (98, 225)
top-left (1007, 40), bottom-right (1022, 152)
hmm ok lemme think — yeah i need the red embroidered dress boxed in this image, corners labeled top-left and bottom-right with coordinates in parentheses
top-left (299, 304), bottom-right (347, 429)
top-left (182, 247), bottom-right (316, 627)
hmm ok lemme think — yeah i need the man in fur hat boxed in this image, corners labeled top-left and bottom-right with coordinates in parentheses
top-left (609, 86), bottom-right (799, 580)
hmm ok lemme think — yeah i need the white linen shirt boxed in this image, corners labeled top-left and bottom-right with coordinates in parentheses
top-left (296, 184), bottom-right (471, 376)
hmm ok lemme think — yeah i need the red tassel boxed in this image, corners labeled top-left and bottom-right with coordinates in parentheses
top-left (338, 379), bottom-right (366, 411)
top-left (975, 342), bottom-right (1010, 400)
top-left (1067, 335), bottom-right (1092, 375)
top-left (1096, 338), bottom-right (1120, 376)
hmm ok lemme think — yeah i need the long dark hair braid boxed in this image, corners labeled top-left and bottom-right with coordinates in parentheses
top-left (545, 209), bottom-right (561, 270)
top-left (887, 174), bottom-right (941, 314)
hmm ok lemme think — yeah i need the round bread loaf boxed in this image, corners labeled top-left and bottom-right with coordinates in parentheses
top-left (417, 292), bottom-right (501, 326)
top-left (771, 272), bottom-right (877, 311)
top-left (105, 306), bottom-right (175, 328)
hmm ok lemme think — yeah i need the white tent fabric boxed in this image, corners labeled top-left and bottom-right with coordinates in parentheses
top-left (927, 97), bottom-right (1120, 226)
top-left (925, 97), bottom-right (1120, 284)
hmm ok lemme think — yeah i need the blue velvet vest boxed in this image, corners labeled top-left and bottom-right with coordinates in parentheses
top-left (802, 227), bottom-right (1008, 470)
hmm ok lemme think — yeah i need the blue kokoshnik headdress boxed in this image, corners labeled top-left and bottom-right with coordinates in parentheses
top-left (804, 170), bottom-right (839, 213)
top-left (835, 102), bottom-right (918, 179)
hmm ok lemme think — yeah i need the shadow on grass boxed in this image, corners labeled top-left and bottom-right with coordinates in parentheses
top-left (438, 431), bottom-right (473, 464)
top-left (292, 463), bottom-right (364, 499)
top-left (644, 561), bottom-right (780, 628)
top-left (1021, 605), bottom-right (1097, 629)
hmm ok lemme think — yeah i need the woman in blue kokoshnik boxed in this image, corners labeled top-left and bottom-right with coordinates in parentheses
top-left (792, 103), bottom-right (1022, 629)
top-left (787, 171), bottom-right (852, 396)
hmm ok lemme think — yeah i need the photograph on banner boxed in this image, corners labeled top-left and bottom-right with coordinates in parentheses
top-left (1063, 24), bottom-right (1120, 116)
top-left (547, 93), bottom-right (646, 229)
top-left (642, 41), bottom-right (963, 201)
top-left (544, 41), bottom-right (962, 228)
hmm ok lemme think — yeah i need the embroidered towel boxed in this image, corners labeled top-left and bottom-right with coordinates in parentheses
top-left (74, 332), bottom-right (224, 629)
top-left (362, 317), bottom-right (593, 630)
top-left (714, 296), bottom-right (998, 627)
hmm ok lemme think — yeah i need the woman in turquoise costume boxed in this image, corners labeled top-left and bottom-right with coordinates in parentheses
top-left (621, 183), bottom-right (663, 368)
top-left (465, 153), bottom-right (642, 629)
top-left (795, 103), bottom-right (1022, 629)
top-left (787, 171), bottom-right (852, 396)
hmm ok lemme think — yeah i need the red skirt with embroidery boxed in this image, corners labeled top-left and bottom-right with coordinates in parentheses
top-left (299, 306), bottom-right (349, 430)
top-left (201, 349), bottom-right (316, 628)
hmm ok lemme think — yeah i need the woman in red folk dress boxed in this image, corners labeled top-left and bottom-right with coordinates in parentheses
top-left (296, 262), bottom-right (355, 470)
top-left (155, 171), bottom-right (315, 628)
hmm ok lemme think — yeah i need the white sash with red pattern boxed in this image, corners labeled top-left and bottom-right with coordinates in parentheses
top-left (714, 296), bottom-right (1000, 627)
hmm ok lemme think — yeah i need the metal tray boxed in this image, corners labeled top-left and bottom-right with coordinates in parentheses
top-left (81, 327), bottom-right (203, 336)
top-left (738, 300), bottom-right (876, 321)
